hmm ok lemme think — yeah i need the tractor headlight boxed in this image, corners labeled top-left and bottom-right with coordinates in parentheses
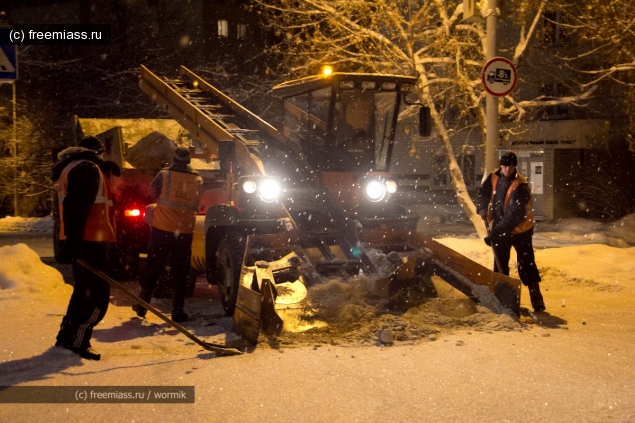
top-left (364, 179), bottom-right (397, 202)
top-left (242, 179), bottom-right (257, 194)
top-left (385, 179), bottom-right (398, 194)
top-left (258, 179), bottom-right (282, 202)
top-left (365, 180), bottom-right (387, 202)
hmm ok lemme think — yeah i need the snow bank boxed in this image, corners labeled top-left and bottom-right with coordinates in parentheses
top-left (534, 213), bottom-right (635, 248)
top-left (0, 243), bottom-right (70, 302)
top-left (536, 244), bottom-right (635, 287)
top-left (0, 216), bottom-right (54, 233)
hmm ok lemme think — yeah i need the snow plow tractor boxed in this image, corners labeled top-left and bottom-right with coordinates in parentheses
top-left (139, 65), bottom-right (521, 343)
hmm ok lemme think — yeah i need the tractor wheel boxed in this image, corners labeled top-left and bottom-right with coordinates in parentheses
top-left (216, 235), bottom-right (245, 316)
top-left (205, 228), bottom-right (220, 285)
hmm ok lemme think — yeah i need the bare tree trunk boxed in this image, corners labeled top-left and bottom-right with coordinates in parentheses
top-left (417, 71), bottom-right (488, 238)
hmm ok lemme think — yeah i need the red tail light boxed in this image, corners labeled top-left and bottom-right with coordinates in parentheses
top-left (124, 209), bottom-right (142, 217)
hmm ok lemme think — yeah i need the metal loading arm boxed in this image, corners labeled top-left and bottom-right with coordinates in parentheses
top-left (138, 64), bottom-right (264, 176)
top-left (178, 66), bottom-right (287, 147)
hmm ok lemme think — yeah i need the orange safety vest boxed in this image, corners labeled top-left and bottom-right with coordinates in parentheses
top-left (152, 169), bottom-right (202, 234)
top-left (488, 172), bottom-right (535, 235)
top-left (58, 160), bottom-right (117, 242)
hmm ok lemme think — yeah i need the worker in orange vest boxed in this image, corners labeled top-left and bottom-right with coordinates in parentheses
top-left (133, 147), bottom-right (203, 322)
top-left (52, 136), bottom-right (117, 360)
top-left (476, 151), bottom-right (546, 312)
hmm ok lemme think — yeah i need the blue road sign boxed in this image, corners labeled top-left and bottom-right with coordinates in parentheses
top-left (0, 44), bottom-right (18, 82)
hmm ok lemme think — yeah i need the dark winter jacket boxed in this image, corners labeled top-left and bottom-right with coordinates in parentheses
top-left (53, 147), bottom-right (104, 248)
top-left (476, 168), bottom-right (533, 238)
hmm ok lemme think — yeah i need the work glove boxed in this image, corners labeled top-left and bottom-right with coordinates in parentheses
top-left (485, 228), bottom-right (507, 247)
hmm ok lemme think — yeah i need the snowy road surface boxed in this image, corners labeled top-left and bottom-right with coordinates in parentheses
top-left (1, 216), bottom-right (634, 422)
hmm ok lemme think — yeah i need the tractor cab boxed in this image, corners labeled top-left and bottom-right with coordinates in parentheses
top-left (273, 72), bottom-right (421, 218)
top-left (273, 72), bottom-right (419, 173)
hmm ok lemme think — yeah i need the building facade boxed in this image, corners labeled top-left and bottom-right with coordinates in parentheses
top-left (391, 4), bottom-right (631, 221)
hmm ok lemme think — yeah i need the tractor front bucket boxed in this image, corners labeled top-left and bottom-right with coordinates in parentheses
top-left (232, 226), bottom-right (521, 344)
top-left (359, 228), bottom-right (521, 316)
top-left (232, 232), bottom-right (309, 344)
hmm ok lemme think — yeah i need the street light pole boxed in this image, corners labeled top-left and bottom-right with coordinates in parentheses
top-left (484, 0), bottom-right (499, 174)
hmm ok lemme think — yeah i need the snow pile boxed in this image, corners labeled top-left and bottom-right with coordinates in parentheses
top-left (0, 243), bottom-right (70, 302)
top-left (0, 216), bottom-right (54, 233)
top-left (270, 272), bottom-right (519, 348)
top-left (126, 131), bottom-right (175, 170)
top-left (534, 213), bottom-right (635, 248)
top-left (536, 244), bottom-right (635, 288)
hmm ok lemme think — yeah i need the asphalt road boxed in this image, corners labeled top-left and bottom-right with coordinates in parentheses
top-left (0, 232), bottom-right (54, 258)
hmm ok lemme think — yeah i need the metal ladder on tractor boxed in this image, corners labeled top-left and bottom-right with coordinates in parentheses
top-left (139, 64), bottom-right (282, 176)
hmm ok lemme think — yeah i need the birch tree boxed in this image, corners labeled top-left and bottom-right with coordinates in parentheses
top-left (253, 0), bottom-right (602, 236)
top-left (564, 0), bottom-right (635, 152)
top-left (0, 100), bottom-right (56, 216)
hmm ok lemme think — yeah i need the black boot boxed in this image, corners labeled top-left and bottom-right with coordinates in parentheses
top-left (171, 285), bottom-right (187, 323)
top-left (71, 346), bottom-right (101, 361)
top-left (132, 289), bottom-right (152, 318)
top-left (56, 342), bottom-right (101, 360)
top-left (171, 310), bottom-right (188, 323)
top-left (528, 283), bottom-right (546, 312)
top-left (132, 303), bottom-right (147, 318)
top-left (55, 339), bottom-right (71, 348)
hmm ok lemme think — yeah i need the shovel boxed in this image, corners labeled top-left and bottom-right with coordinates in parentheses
top-left (482, 217), bottom-right (521, 316)
top-left (77, 259), bottom-right (243, 356)
top-left (482, 217), bottom-right (505, 274)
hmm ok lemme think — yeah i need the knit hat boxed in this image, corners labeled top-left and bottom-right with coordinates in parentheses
top-left (173, 147), bottom-right (191, 164)
top-left (500, 151), bottom-right (517, 166)
top-left (79, 135), bottom-right (105, 154)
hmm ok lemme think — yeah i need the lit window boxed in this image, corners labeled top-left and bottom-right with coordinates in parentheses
top-left (237, 23), bottom-right (247, 40)
top-left (218, 20), bottom-right (228, 38)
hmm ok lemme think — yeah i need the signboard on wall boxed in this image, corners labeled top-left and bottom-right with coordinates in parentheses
top-left (501, 120), bottom-right (610, 149)
top-left (530, 162), bottom-right (544, 194)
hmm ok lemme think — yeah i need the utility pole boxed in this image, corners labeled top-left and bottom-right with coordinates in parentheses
top-left (484, 0), bottom-right (499, 174)
top-left (12, 82), bottom-right (18, 217)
